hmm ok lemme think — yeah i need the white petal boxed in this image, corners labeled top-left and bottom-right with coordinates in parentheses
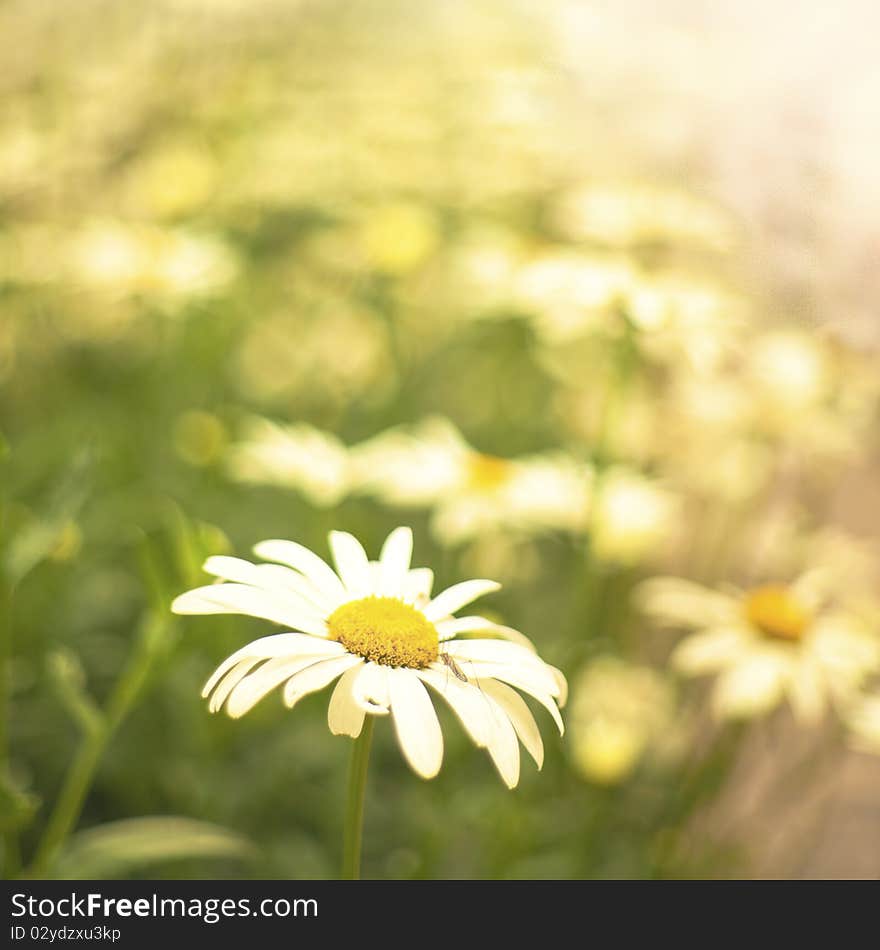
top-left (252, 539), bottom-right (347, 604)
top-left (171, 584), bottom-right (328, 637)
top-left (329, 531), bottom-right (372, 596)
top-left (417, 667), bottom-right (496, 746)
top-left (327, 664), bottom-right (367, 737)
top-left (482, 697), bottom-right (521, 789)
top-left (283, 654), bottom-right (363, 708)
top-left (789, 569), bottom-right (831, 612)
top-left (402, 567), bottom-right (434, 605)
top-left (549, 665), bottom-right (568, 708)
top-left (202, 633), bottom-right (343, 696)
top-left (443, 638), bottom-right (542, 666)
top-left (434, 617), bottom-right (536, 650)
top-left (424, 579), bottom-right (502, 621)
top-left (366, 561), bottom-right (383, 592)
top-left (712, 654), bottom-right (788, 720)
top-left (463, 663), bottom-right (564, 734)
top-left (203, 555), bottom-right (337, 615)
top-left (202, 555), bottom-right (271, 586)
top-left (443, 641), bottom-right (563, 698)
top-left (207, 658), bottom-right (262, 713)
top-left (785, 658), bottom-right (827, 725)
top-left (352, 662), bottom-right (392, 715)
top-left (478, 678), bottom-right (544, 769)
top-left (420, 668), bottom-right (523, 787)
top-left (389, 668), bottom-right (444, 779)
top-left (637, 577), bottom-right (739, 628)
top-left (671, 627), bottom-right (752, 676)
top-left (225, 655), bottom-right (330, 718)
top-left (379, 527), bottom-right (413, 595)
top-left (202, 556), bottom-right (331, 612)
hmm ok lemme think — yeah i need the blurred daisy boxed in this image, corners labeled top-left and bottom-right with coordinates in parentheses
top-left (639, 574), bottom-right (880, 723)
top-left (589, 468), bottom-right (678, 565)
top-left (448, 226), bottom-right (525, 314)
top-left (622, 275), bottom-right (745, 371)
top-left (226, 417), bottom-right (350, 507)
top-left (552, 182), bottom-right (735, 251)
top-left (359, 201), bottom-right (439, 274)
top-left (351, 418), bottom-right (592, 545)
top-left (172, 526), bottom-right (566, 787)
top-left (174, 410), bottom-right (229, 468)
top-left (122, 139), bottom-right (219, 220)
top-left (741, 329), bottom-right (878, 458)
top-left (68, 221), bottom-right (239, 301)
top-left (747, 329), bottom-right (832, 415)
top-left (514, 251), bottom-right (635, 341)
top-left (569, 657), bottom-right (678, 785)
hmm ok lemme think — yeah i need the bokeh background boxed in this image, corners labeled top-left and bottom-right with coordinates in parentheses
top-left (3, 0), bottom-right (880, 880)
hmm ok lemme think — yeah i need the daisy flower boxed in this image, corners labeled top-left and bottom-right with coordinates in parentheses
top-left (171, 526), bottom-right (566, 789)
top-left (351, 418), bottom-right (592, 545)
top-left (638, 574), bottom-right (880, 723)
top-left (551, 182), bottom-right (735, 251)
top-left (589, 467), bottom-right (678, 565)
top-left (568, 657), bottom-right (678, 786)
top-left (226, 416), bottom-right (350, 507)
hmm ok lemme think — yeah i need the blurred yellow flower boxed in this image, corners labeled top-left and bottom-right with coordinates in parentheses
top-left (173, 411), bottom-right (229, 468)
top-left (359, 202), bottom-right (439, 274)
top-left (123, 139), bottom-right (219, 219)
top-left (226, 417), bottom-right (351, 507)
top-left (351, 418), bottom-right (592, 544)
top-left (0, 122), bottom-right (47, 195)
top-left (590, 468), bottom-right (678, 565)
top-left (639, 573), bottom-right (880, 723)
top-left (569, 657), bottom-right (677, 785)
top-left (48, 521), bottom-right (83, 563)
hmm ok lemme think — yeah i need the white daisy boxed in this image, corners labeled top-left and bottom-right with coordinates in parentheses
top-left (226, 416), bottom-right (350, 507)
top-left (639, 574), bottom-right (880, 723)
top-left (568, 657), bottom-right (678, 785)
top-left (350, 418), bottom-right (592, 545)
top-left (171, 526), bottom-right (566, 787)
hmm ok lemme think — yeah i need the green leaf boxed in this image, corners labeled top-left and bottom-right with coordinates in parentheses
top-left (51, 817), bottom-right (256, 879)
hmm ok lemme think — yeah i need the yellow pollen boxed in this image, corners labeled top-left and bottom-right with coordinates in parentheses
top-left (327, 596), bottom-right (439, 669)
top-left (744, 585), bottom-right (810, 642)
top-left (467, 452), bottom-right (512, 491)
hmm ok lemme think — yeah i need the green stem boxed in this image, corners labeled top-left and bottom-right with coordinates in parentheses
top-left (341, 717), bottom-right (374, 880)
top-left (27, 614), bottom-right (168, 878)
top-left (0, 574), bottom-right (21, 878)
top-left (570, 323), bottom-right (638, 666)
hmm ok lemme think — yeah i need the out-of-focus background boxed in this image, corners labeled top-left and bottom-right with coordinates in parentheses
top-left (3, 0), bottom-right (880, 880)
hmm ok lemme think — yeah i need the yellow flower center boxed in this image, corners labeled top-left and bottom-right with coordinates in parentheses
top-left (327, 596), bottom-right (439, 669)
top-left (744, 585), bottom-right (810, 642)
top-left (467, 452), bottom-right (513, 491)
